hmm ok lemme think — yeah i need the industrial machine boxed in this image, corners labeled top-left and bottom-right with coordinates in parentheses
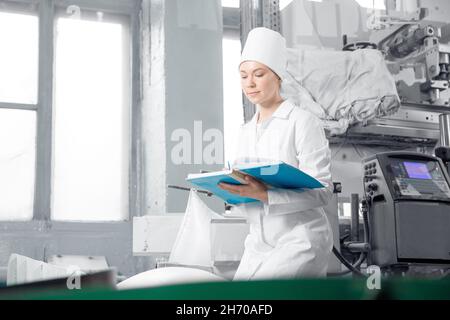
top-left (336, 2), bottom-right (450, 149)
top-left (379, 24), bottom-right (449, 104)
top-left (362, 151), bottom-right (450, 270)
top-left (333, 5), bottom-right (450, 275)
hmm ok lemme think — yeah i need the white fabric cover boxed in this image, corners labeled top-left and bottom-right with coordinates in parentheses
top-left (116, 266), bottom-right (225, 290)
top-left (168, 190), bottom-right (222, 268)
top-left (282, 48), bottom-right (400, 135)
top-left (117, 192), bottom-right (229, 291)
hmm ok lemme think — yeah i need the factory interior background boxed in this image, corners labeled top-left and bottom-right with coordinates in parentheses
top-left (1, 0), bottom-right (450, 298)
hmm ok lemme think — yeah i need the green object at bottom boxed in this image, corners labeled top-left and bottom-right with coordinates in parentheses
top-left (2, 277), bottom-right (450, 300)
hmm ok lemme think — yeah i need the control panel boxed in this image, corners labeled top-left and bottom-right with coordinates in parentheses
top-left (363, 152), bottom-right (450, 202)
top-left (389, 159), bottom-right (450, 198)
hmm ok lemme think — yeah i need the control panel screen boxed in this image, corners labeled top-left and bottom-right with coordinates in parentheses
top-left (403, 161), bottom-right (432, 179)
top-left (388, 159), bottom-right (450, 198)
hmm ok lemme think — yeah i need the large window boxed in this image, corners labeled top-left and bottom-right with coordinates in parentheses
top-left (222, 2), bottom-right (243, 166)
top-left (222, 0), bottom-right (239, 8)
top-left (222, 37), bottom-right (244, 166)
top-left (0, 1), bottom-right (135, 222)
top-left (0, 11), bottom-right (38, 104)
top-left (0, 110), bottom-right (36, 220)
top-left (0, 7), bottom-right (38, 220)
top-left (52, 16), bottom-right (130, 221)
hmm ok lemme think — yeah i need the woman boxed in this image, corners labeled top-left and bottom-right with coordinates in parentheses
top-left (218, 27), bottom-right (334, 280)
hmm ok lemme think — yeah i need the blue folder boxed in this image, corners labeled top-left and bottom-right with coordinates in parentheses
top-left (186, 161), bottom-right (323, 205)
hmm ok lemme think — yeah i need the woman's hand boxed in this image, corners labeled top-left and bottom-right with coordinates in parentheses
top-left (218, 175), bottom-right (268, 203)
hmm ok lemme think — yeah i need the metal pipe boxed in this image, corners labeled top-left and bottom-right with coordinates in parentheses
top-left (439, 113), bottom-right (450, 147)
top-left (167, 185), bottom-right (213, 197)
top-left (344, 242), bottom-right (370, 253)
top-left (351, 193), bottom-right (360, 242)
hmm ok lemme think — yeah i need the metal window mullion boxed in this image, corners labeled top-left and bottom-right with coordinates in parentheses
top-left (130, 2), bottom-right (143, 218)
top-left (239, 0), bottom-right (281, 123)
top-left (240, 0), bottom-right (261, 123)
top-left (0, 102), bottom-right (37, 111)
top-left (33, 0), bottom-right (54, 221)
top-left (262, 0), bottom-right (280, 32)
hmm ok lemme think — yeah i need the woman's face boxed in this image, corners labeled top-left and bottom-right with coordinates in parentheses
top-left (239, 61), bottom-right (281, 106)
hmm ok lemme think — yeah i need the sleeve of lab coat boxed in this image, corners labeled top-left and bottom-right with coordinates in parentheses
top-left (263, 115), bottom-right (333, 215)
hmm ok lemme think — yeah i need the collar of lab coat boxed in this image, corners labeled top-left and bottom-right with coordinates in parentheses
top-left (250, 99), bottom-right (295, 125)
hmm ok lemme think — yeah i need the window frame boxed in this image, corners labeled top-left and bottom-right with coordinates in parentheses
top-left (0, 0), bottom-right (142, 222)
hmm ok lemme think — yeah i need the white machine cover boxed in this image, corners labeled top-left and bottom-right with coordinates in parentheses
top-left (282, 48), bottom-right (400, 135)
top-left (168, 190), bottom-right (222, 268)
top-left (117, 266), bottom-right (224, 290)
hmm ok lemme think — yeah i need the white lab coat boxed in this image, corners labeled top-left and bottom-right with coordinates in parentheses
top-left (231, 99), bottom-right (334, 280)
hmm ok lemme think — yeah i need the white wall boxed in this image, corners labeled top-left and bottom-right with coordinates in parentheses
top-left (142, 0), bottom-right (225, 215)
top-left (280, 0), bottom-right (370, 51)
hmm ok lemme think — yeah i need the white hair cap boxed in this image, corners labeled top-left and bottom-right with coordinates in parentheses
top-left (240, 27), bottom-right (287, 79)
